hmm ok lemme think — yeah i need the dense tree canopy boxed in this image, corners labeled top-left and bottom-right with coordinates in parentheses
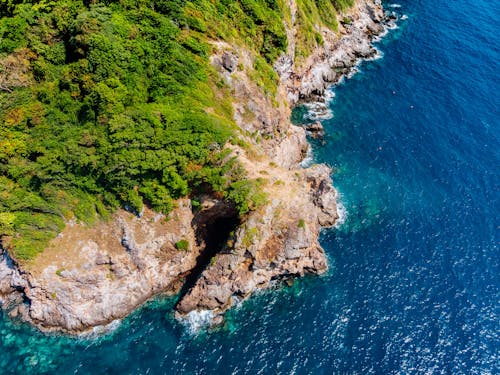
top-left (0, 0), bottom-right (350, 260)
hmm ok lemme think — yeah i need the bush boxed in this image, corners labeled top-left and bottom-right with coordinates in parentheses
top-left (298, 219), bottom-right (306, 228)
top-left (226, 178), bottom-right (268, 216)
top-left (55, 268), bottom-right (65, 277)
top-left (175, 239), bottom-right (189, 251)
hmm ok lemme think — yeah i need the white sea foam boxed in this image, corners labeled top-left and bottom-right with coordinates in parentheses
top-left (300, 147), bottom-right (314, 168)
top-left (401, 14), bottom-right (409, 20)
top-left (389, 3), bottom-right (401, 8)
top-left (181, 310), bottom-right (214, 334)
top-left (85, 319), bottom-right (122, 338)
top-left (303, 101), bottom-right (333, 121)
top-left (334, 196), bottom-right (347, 229)
top-left (373, 27), bottom-right (390, 42)
top-left (302, 89), bottom-right (336, 122)
top-left (387, 22), bottom-right (400, 30)
top-left (336, 75), bottom-right (347, 86)
top-left (324, 89), bottom-right (336, 101)
top-left (346, 66), bottom-right (360, 79)
top-left (364, 48), bottom-right (384, 61)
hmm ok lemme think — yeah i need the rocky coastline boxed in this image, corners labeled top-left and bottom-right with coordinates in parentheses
top-left (0, 0), bottom-right (392, 334)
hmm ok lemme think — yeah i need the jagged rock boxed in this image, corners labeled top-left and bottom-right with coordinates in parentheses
top-left (175, 163), bottom-right (338, 323)
top-left (388, 11), bottom-right (398, 20)
top-left (274, 54), bottom-right (293, 79)
top-left (222, 52), bottom-right (238, 72)
top-left (0, 250), bottom-right (17, 305)
top-left (305, 121), bottom-right (325, 139)
top-left (0, 204), bottom-right (203, 334)
top-left (283, 0), bottom-right (389, 105)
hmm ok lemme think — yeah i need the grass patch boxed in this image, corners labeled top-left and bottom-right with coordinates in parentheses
top-left (175, 239), bottom-right (190, 251)
top-left (298, 219), bottom-right (306, 229)
top-left (55, 268), bottom-right (65, 277)
top-left (242, 227), bottom-right (260, 247)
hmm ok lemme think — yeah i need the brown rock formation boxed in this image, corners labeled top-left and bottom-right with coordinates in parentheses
top-left (175, 164), bottom-right (338, 325)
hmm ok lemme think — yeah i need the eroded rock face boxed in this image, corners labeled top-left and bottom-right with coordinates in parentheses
top-left (221, 52), bottom-right (238, 73)
top-left (0, 249), bottom-right (22, 308)
top-left (1, 202), bottom-right (201, 334)
top-left (284, 0), bottom-right (387, 105)
top-left (305, 121), bottom-right (325, 138)
top-left (175, 165), bottom-right (338, 322)
top-left (175, 0), bottom-right (389, 326)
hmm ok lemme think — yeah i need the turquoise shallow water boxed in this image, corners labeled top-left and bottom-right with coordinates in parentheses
top-left (1, 0), bottom-right (499, 373)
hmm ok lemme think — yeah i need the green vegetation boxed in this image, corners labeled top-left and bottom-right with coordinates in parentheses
top-left (343, 16), bottom-right (352, 24)
top-left (55, 267), bottom-right (65, 277)
top-left (273, 179), bottom-right (283, 186)
top-left (242, 227), bottom-right (260, 247)
top-left (0, 0), bottom-right (349, 261)
top-left (248, 55), bottom-right (280, 96)
top-left (333, 0), bottom-right (356, 11)
top-left (294, 0), bottom-right (355, 61)
top-left (226, 178), bottom-right (268, 216)
top-left (175, 239), bottom-right (189, 251)
top-left (297, 218), bottom-right (306, 228)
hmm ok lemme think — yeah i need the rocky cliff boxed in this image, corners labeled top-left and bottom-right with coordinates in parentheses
top-left (0, 0), bottom-right (390, 334)
top-left (175, 0), bottom-right (389, 327)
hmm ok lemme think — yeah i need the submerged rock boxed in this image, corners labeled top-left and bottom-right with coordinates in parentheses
top-left (305, 121), bottom-right (325, 139)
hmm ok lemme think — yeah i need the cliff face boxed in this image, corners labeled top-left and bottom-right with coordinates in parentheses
top-left (0, 203), bottom-right (202, 332)
top-left (175, 0), bottom-right (387, 326)
top-left (282, 0), bottom-right (387, 105)
top-left (175, 163), bottom-right (338, 325)
top-left (0, 0), bottom-right (388, 334)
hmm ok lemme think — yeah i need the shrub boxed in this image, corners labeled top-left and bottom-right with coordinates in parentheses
top-left (175, 239), bottom-right (189, 251)
top-left (209, 256), bottom-right (216, 266)
top-left (226, 179), bottom-right (268, 216)
top-left (55, 268), bottom-right (65, 277)
top-left (242, 227), bottom-right (259, 247)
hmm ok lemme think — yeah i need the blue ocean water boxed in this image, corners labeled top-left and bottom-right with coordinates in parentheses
top-left (1, 0), bottom-right (499, 373)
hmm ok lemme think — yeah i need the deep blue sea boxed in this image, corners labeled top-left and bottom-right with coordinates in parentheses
top-left (1, 0), bottom-right (499, 373)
